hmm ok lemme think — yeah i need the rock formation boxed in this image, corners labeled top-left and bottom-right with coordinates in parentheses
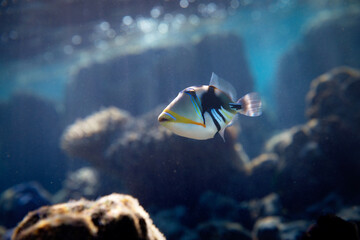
top-left (12, 193), bottom-right (165, 240)
top-left (61, 106), bottom-right (250, 207)
top-left (275, 9), bottom-right (360, 127)
top-left (271, 67), bottom-right (360, 212)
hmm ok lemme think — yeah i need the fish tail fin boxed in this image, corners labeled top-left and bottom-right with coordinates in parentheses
top-left (229, 92), bottom-right (262, 117)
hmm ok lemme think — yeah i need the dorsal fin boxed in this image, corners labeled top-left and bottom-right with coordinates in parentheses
top-left (209, 73), bottom-right (237, 101)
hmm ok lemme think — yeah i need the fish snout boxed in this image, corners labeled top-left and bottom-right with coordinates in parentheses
top-left (158, 111), bottom-right (176, 123)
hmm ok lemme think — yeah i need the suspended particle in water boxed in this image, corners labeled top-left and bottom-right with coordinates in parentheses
top-left (123, 16), bottom-right (133, 26)
top-left (72, 35), bottom-right (82, 45)
top-left (179, 0), bottom-right (189, 8)
top-left (151, 6), bottom-right (162, 19)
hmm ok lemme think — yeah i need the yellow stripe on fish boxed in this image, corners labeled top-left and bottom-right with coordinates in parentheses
top-left (164, 109), bottom-right (206, 128)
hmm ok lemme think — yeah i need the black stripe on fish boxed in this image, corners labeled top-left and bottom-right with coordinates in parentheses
top-left (201, 86), bottom-right (226, 132)
top-left (209, 110), bottom-right (221, 131)
top-left (216, 109), bottom-right (226, 122)
top-left (229, 102), bottom-right (242, 110)
top-left (186, 89), bottom-right (205, 124)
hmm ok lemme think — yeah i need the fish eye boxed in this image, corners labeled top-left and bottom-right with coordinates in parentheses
top-left (183, 87), bottom-right (195, 93)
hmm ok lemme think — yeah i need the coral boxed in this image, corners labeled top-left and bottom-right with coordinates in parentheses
top-left (0, 182), bottom-right (51, 228)
top-left (12, 193), bottom-right (165, 240)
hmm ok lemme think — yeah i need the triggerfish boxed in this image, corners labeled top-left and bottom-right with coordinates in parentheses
top-left (158, 73), bottom-right (262, 141)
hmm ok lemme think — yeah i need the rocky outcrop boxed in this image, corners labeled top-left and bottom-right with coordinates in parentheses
top-left (61, 107), bottom-right (131, 163)
top-left (61, 106), bottom-right (250, 207)
top-left (275, 9), bottom-right (360, 127)
top-left (271, 67), bottom-right (360, 212)
top-left (12, 193), bottom-right (165, 240)
top-left (62, 66), bottom-right (360, 214)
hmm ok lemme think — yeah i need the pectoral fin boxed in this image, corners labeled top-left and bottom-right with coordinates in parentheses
top-left (219, 127), bottom-right (226, 142)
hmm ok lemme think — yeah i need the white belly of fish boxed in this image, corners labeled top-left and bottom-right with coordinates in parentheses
top-left (168, 112), bottom-right (218, 140)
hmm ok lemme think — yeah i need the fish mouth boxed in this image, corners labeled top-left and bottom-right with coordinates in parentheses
top-left (158, 112), bottom-right (176, 123)
top-left (158, 115), bottom-right (170, 122)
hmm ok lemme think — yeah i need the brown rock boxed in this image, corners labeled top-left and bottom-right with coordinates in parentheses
top-left (13, 193), bottom-right (165, 240)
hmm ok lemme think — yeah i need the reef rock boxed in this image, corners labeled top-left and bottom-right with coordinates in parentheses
top-left (270, 67), bottom-right (360, 212)
top-left (0, 182), bottom-right (51, 228)
top-left (65, 33), bottom-right (253, 122)
top-left (61, 107), bottom-right (131, 164)
top-left (12, 193), bottom-right (165, 240)
top-left (61, 106), bottom-right (250, 208)
top-left (275, 9), bottom-right (360, 127)
top-left (306, 66), bottom-right (360, 130)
